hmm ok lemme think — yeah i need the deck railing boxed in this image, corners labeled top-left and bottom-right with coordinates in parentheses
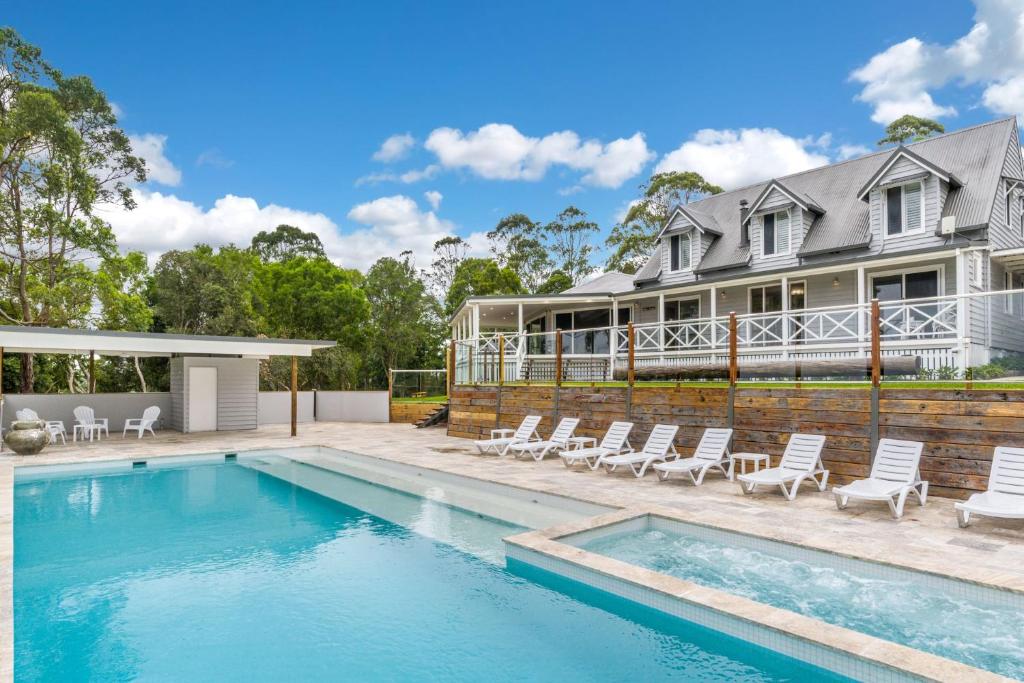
top-left (450, 290), bottom-right (1024, 383)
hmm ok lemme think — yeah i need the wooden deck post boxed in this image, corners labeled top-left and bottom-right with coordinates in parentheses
top-left (555, 329), bottom-right (563, 386)
top-left (626, 322), bottom-right (635, 387)
top-left (870, 298), bottom-right (880, 457)
top-left (728, 312), bottom-right (738, 386)
top-left (290, 355), bottom-right (298, 437)
top-left (498, 334), bottom-right (505, 387)
top-left (387, 368), bottom-right (393, 423)
top-left (89, 350), bottom-right (96, 393)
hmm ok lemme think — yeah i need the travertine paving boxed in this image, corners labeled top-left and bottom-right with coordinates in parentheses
top-left (2, 421), bottom-right (1023, 683)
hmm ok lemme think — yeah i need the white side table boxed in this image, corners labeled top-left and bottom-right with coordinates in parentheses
top-left (74, 424), bottom-right (103, 442)
top-left (491, 428), bottom-right (515, 439)
top-left (729, 452), bottom-right (770, 480)
top-left (565, 436), bottom-right (597, 451)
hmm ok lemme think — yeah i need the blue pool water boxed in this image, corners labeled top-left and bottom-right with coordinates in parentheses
top-left (580, 525), bottom-right (1024, 679)
top-left (13, 456), bottom-right (848, 682)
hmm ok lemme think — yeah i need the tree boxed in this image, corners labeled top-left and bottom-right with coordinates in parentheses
top-left (487, 213), bottom-right (552, 292)
top-left (535, 270), bottom-right (573, 294)
top-left (0, 29), bottom-right (145, 390)
top-left (877, 115), bottom-right (945, 147)
top-left (363, 255), bottom-right (445, 387)
top-left (95, 251), bottom-right (154, 391)
top-left (151, 244), bottom-right (261, 336)
top-left (545, 206), bottom-right (599, 285)
top-left (445, 258), bottom-right (524, 316)
top-left (606, 171), bottom-right (723, 273)
top-left (250, 224), bottom-right (326, 262)
top-left (428, 235), bottom-right (468, 301)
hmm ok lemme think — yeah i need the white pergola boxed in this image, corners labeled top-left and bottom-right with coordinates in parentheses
top-left (0, 326), bottom-right (336, 436)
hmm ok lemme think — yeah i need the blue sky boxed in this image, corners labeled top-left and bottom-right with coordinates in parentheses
top-left (8, 0), bottom-right (1023, 270)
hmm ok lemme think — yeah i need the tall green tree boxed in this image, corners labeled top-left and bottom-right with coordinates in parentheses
top-left (535, 269), bottom-right (573, 294)
top-left (877, 115), bottom-right (945, 146)
top-left (605, 171), bottom-right (723, 274)
top-left (487, 213), bottom-right (551, 292)
top-left (445, 258), bottom-right (524, 316)
top-left (545, 206), bottom-right (599, 285)
top-left (152, 244), bottom-right (261, 336)
top-left (95, 251), bottom-right (154, 391)
top-left (249, 224), bottom-right (326, 262)
top-left (0, 29), bottom-right (145, 390)
top-left (428, 235), bottom-right (468, 301)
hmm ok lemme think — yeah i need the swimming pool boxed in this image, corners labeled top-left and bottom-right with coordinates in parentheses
top-left (13, 452), bottom-right (847, 681)
top-left (573, 515), bottom-right (1024, 680)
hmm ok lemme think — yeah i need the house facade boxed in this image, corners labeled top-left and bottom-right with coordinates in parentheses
top-left (450, 118), bottom-right (1024, 382)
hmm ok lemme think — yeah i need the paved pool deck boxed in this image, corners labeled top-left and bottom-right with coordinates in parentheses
top-left (2, 421), bottom-right (1023, 682)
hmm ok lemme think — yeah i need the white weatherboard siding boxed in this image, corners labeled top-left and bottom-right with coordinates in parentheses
top-left (170, 357), bottom-right (259, 432)
top-left (169, 359), bottom-right (185, 431)
top-left (869, 174), bottom-right (942, 252)
top-left (660, 213), bottom-right (700, 286)
top-left (991, 125), bottom-right (1024, 250)
top-left (989, 259), bottom-right (1024, 353)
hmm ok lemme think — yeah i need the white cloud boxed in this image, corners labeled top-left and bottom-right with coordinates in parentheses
top-left (837, 143), bottom-right (873, 161)
top-left (423, 123), bottom-right (653, 188)
top-left (196, 148), bottom-right (235, 168)
top-left (655, 128), bottom-right (830, 189)
top-left (354, 164), bottom-right (439, 186)
top-left (851, 0), bottom-right (1024, 123)
top-left (372, 133), bottom-right (416, 162)
top-left (424, 190), bottom-right (443, 210)
top-left (129, 133), bottom-right (182, 187)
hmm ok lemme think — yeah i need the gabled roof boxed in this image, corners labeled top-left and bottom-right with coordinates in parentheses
top-left (855, 145), bottom-right (962, 201)
top-left (745, 178), bottom-right (825, 218)
top-left (639, 117), bottom-right (1018, 278)
top-left (656, 204), bottom-right (723, 238)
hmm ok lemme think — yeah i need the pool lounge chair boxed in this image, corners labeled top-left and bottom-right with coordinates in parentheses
top-left (123, 406), bottom-right (161, 439)
top-left (737, 434), bottom-right (828, 500)
top-left (833, 439), bottom-right (927, 519)
top-left (955, 447), bottom-right (1024, 528)
top-left (506, 417), bottom-right (580, 461)
top-left (473, 415), bottom-right (542, 456)
top-left (560, 421), bottom-right (633, 470)
top-left (652, 428), bottom-right (733, 484)
top-left (601, 424), bottom-right (680, 478)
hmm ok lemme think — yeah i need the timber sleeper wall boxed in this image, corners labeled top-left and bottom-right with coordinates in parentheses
top-left (448, 385), bottom-right (1024, 499)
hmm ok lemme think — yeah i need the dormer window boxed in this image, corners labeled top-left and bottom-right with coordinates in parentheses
top-left (670, 232), bottom-right (692, 271)
top-left (884, 181), bottom-right (923, 236)
top-left (761, 209), bottom-right (790, 257)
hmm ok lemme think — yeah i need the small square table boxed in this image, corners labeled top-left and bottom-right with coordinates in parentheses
top-left (728, 452), bottom-right (771, 480)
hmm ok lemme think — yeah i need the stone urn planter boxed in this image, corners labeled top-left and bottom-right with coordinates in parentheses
top-left (5, 420), bottom-right (51, 455)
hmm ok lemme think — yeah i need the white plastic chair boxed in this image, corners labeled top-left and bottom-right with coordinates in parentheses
top-left (833, 439), bottom-right (927, 519)
top-left (506, 417), bottom-right (579, 461)
top-left (737, 434), bottom-right (828, 500)
top-left (955, 447), bottom-right (1024, 527)
top-left (473, 415), bottom-right (542, 456)
top-left (601, 424), bottom-right (681, 478)
top-left (653, 428), bottom-right (734, 484)
top-left (16, 408), bottom-right (67, 445)
top-left (559, 421), bottom-right (634, 470)
top-left (123, 406), bottom-right (161, 439)
top-left (73, 406), bottom-right (109, 442)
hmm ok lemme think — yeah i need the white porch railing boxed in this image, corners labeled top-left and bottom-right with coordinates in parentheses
top-left (451, 291), bottom-right (1024, 383)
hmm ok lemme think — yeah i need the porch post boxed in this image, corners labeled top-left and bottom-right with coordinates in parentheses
top-left (517, 303), bottom-right (524, 335)
top-left (857, 266), bottom-right (866, 357)
top-left (290, 355), bottom-right (298, 437)
top-left (609, 298), bottom-right (618, 381)
top-left (954, 249), bottom-right (969, 374)
top-left (472, 304), bottom-right (480, 339)
top-left (781, 276), bottom-right (790, 358)
top-left (709, 285), bottom-right (718, 349)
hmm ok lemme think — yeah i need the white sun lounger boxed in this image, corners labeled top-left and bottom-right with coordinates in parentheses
top-left (560, 421), bottom-right (633, 470)
top-left (506, 417), bottom-right (580, 461)
top-left (602, 424), bottom-right (680, 478)
top-left (737, 433), bottom-right (828, 500)
top-left (473, 415), bottom-right (541, 456)
top-left (955, 446), bottom-right (1024, 528)
top-left (833, 438), bottom-right (927, 519)
top-left (652, 428), bottom-right (733, 484)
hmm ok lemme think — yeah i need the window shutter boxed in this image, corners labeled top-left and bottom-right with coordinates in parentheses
top-left (670, 235), bottom-right (680, 270)
top-left (904, 182), bottom-right (922, 231)
top-left (776, 211), bottom-right (790, 254)
top-left (680, 233), bottom-right (691, 269)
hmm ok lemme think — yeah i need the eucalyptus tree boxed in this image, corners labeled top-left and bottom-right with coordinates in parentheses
top-left (877, 115), bottom-right (945, 147)
top-left (487, 213), bottom-right (551, 292)
top-left (250, 224), bottom-right (326, 262)
top-left (0, 29), bottom-right (145, 390)
top-left (545, 206), bottom-right (599, 286)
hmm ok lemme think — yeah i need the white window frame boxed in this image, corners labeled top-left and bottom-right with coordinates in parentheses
top-left (759, 208), bottom-right (791, 259)
top-left (867, 264), bottom-right (945, 301)
top-left (664, 295), bottom-right (702, 321)
top-left (678, 231), bottom-right (692, 271)
top-left (881, 180), bottom-right (925, 239)
top-left (747, 280), bottom-right (807, 314)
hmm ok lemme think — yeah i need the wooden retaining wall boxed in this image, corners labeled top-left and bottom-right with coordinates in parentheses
top-left (389, 402), bottom-right (445, 424)
top-left (448, 385), bottom-right (1024, 499)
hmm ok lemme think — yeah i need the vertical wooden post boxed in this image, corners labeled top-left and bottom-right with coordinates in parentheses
top-left (498, 334), bottom-right (505, 387)
top-left (626, 322), bottom-right (635, 387)
top-left (387, 368), bottom-right (393, 423)
top-left (89, 350), bottom-right (96, 393)
top-left (728, 312), bottom-right (738, 386)
top-left (870, 299), bottom-right (881, 388)
top-left (290, 355), bottom-right (298, 437)
top-left (555, 330), bottom-right (563, 386)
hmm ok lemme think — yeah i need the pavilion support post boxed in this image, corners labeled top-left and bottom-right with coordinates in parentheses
top-left (89, 350), bottom-right (96, 393)
top-left (870, 299), bottom-right (881, 458)
top-left (290, 355), bottom-right (298, 437)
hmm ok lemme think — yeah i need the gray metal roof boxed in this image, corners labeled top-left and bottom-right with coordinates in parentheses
top-left (633, 241), bottom-right (663, 283)
top-left (660, 117), bottom-right (1020, 276)
top-left (564, 271), bottom-right (636, 294)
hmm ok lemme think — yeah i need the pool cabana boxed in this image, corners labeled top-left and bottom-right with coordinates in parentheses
top-left (0, 326), bottom-right (335, 436)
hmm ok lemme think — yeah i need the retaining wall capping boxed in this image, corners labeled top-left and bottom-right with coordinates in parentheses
top-left (447, 385), bottom-right (1024, 500)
